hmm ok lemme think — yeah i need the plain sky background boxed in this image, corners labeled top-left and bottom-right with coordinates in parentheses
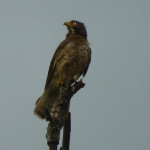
top-left (0, 0), bottom-right (150, 150)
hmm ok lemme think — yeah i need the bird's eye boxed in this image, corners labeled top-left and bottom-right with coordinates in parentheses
top-left (73, 22), bottom-right (76, 25)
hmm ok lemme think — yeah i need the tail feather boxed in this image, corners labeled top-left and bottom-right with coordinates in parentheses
top-left (34, 75), bottom-right (67, 120)
top-left (34, 85), bottom-right (58, 119)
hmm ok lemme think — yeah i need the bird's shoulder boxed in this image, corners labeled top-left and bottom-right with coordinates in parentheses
top-left (44, 39), bottom-right (68, 89)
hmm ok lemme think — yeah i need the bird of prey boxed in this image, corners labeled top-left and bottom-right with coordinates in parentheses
top-left (34, 20), bottom-right (91, 120)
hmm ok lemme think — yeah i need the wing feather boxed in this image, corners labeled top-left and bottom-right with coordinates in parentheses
top-left (83, 47), bottom-right (92, 76)
top-left (44, 40), bottom-right (69, 89)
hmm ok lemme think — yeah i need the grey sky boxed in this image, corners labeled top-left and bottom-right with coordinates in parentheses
top-left (0, 0), bottom-right (150, 150)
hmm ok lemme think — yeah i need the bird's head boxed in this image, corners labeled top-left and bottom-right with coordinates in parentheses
top-left (64, 20), bottom-right (87, 37)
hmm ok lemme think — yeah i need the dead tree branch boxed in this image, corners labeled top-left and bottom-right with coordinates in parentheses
top-left (46, 81), bottom-right (85, 150)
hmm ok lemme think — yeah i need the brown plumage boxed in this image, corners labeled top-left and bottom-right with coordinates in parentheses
top-left (34, 20), bottom-right (91, 120)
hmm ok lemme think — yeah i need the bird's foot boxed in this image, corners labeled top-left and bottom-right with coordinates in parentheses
top-left (56, 75), bottom-right (63, 87)
top-left (73, 74), bottom-right (79, 82)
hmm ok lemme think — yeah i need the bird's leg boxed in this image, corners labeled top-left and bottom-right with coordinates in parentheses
top-left (73, 74), bottom-right (83, 83)
top-left (56, 75), bottom-right (64, 87)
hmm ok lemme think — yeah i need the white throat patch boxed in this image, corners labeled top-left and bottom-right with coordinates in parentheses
top-left (69, 27), bottom-right (75, 33)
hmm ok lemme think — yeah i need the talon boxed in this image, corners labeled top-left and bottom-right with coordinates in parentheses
top-left (73, 75), bottom-right (78, 82)
top-left (56, 75), bottom-right (63, 87)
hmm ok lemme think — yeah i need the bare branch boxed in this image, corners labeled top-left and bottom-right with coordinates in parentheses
top-left (46, 81), bottom-right (85, 150)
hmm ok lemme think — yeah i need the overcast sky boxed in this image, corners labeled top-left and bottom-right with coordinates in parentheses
top-left (0, 0), bottom-right (150, 150)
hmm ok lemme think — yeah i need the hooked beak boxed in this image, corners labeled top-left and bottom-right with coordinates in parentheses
top-left (64, 22), bottom-right (72, 27)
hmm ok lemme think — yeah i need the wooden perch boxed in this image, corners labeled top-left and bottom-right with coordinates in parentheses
top-left (46, 81), bottom-right (85, 150)
top-left (60, 112), bottom-right (71, 150)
